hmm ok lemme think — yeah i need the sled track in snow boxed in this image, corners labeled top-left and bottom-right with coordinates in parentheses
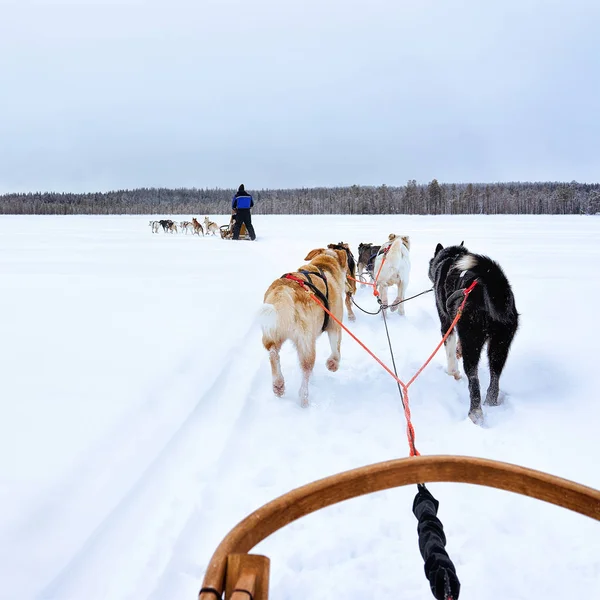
top-left (143, 357), bottom-right (270, 600)
top-left (38, 323), bottom-right (266, 600)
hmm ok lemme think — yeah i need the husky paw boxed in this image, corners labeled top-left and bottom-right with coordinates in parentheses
top-left (273, 380), bottom-right (285, 397)
top-left (299, 387), bottom-right (309, 408)
top-left (348, 313), bottom-right (356, 322)
top-left (468, 408), bottom-right (484, 426)
top-left (484, 386), bottom-right (502, 406)
top-left (448, 369), bottom-right (461, 380)
top-left (326, 357), bottom-right (339, 372)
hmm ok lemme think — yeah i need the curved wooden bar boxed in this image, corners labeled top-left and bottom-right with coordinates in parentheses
top-left (199, 455), bottom-right (600, 599)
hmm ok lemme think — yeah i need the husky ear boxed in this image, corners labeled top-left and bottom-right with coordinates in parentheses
top-left (304, 248), bottom-right (325, 261)
top-left (459, 240), bottom-right (464, 246)
top-left (435, 243), bottom-right (444, 256)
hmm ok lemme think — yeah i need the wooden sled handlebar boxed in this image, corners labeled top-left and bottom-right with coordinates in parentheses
top-left (199, 454), bottom-right (600, 600)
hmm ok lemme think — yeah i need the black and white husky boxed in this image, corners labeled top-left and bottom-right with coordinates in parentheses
top-left (428, 242), bottom-right (519, 424)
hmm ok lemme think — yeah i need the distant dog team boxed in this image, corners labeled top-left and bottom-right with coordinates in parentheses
top-left (149, 216), bottom-right (217, 236)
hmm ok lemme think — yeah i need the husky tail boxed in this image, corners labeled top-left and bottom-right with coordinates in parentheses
top-left (257, 303), bottom-right (278, 337)
top-left (455, 254), bottom-right (518, 324)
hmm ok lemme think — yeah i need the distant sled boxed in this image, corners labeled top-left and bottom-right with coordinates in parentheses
top-left (220, 213), bottom-right (252, 240)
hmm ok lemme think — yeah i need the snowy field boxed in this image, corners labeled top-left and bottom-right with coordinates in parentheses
top-left (1, 214), bottom-right (599, 600)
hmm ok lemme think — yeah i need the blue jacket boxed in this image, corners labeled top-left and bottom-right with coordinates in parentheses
top-left (232, 192), bottom-right (254, 210)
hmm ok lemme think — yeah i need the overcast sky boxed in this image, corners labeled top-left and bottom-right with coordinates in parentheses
top-left (1, 0), bottom-right (599, 193)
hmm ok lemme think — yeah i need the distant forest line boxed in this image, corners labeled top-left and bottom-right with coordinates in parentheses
top-left (1, 180), bottom-right (599, 215)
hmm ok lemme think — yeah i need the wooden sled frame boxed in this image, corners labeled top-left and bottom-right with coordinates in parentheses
top-left (199, 455), bottom-right (600, 600)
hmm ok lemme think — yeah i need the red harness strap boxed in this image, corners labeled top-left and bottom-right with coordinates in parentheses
top-left (283, 273), bottom-right (307, 287)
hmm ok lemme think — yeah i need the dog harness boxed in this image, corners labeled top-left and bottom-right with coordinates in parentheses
top-left (366, 252), bottom-right (378, 275)
top-left (328, 244), bottom-right (356, 278)
top-left (281, 267), bottom-right (330, 331)
top-left (367, 244), bottom-right (391, 275)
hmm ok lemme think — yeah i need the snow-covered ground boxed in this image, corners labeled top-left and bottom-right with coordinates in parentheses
top-left (0, 214), bottom-right (598, 600)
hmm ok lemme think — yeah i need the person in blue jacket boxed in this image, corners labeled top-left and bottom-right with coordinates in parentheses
top-left (232, 184), bottom-right (256, 240)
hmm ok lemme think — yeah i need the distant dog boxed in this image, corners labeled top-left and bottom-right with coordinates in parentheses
top-left (357, 243), bottom-right (382, 285)
top-left (191, 217), bottom-right (204, 236)
top-left (149, 220), bottom-right (160, 234)
top-left (259, 247), bottom-right (348, 407)
top-left (179, 220), bottom-right (192, 234)
top-left (327, 242), bottom-right (357, 321)
top-left (428, 242), bottom-right (519, 424)
top-left (159, 219), bottom-right (173, 233)
top-left (372, 234), bottom-right (411, 316)
top-left (204, 217), bottom-right (219, 236)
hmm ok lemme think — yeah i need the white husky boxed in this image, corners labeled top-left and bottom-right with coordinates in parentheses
top-left (203, 216), bottom-right (219, 236)
top-left (372, 234), bottom-right (411, 316)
